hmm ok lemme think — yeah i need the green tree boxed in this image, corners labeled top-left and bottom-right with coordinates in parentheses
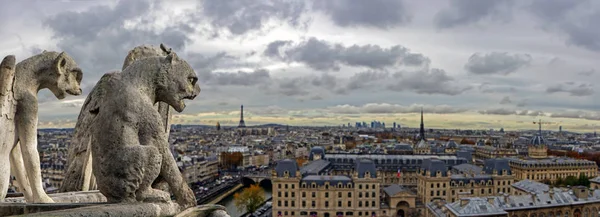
top-left (555, 177), bottom-right (564, 186)
top-left (578, 173), bottom-right (591, 187)
top-left (565, 176), bottom-right (578, 187)
top-left (234, 184), bottom-right (265, 213)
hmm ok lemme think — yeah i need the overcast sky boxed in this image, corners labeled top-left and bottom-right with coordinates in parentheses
top-left (1, 0), bottom-right (599, 132)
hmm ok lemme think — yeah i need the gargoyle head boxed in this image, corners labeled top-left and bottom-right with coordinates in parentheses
top-left (156, 52), bottom-right (201, 113)
top-left (47, 52), bottom-right (83, 99)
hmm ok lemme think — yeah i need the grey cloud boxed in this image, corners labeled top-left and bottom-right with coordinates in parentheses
top-left (499, 96), bottom-right (512, 104)
top-left (546, 82), bottom-right (594, 96)
top-left (199, 0), bottom-right (307, 35)
top-left (478, 108), bottom-right (516, 115)
top-left (345, 71), bottom-right (390, 90)
top-left (263, 40), bottom-right (292, 58)
top-left (187, 52), bottom-right (240, 80)
top-left (529, 0), bottom-right (600, 52)
top-left (578, 69), bottom-right (595, 76)
top-left (435, 0), bottom-right (513, 29)
top-left (310, 74), bottom-right (337, 88)
top-left (207, 69), bottom-right (271, 86)
top-left (326, 103), bottom-right (468, 114)
top-left (43, 0), bottom-right (195, 82)
top-left (550, 111), bottom-right (600, 120)
top-left (388, 68), bottom-right (472, 95)
top-left (465, 52), bottom-right (532, 75)
top-left (265, 37), bottom-right (429, 71)
top-left (312, 0), bottom-right (411, 29)
top-left (516, 110), bottom-right (544, 116)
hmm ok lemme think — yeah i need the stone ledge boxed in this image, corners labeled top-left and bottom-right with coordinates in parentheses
top-left (7, 201), bottom-right (180, 217)
top-left (3, 190), bottom-right (107, 204)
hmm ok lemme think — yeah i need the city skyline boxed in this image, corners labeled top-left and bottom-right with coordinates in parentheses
top-left (1, 0), bottom-right (599, 131)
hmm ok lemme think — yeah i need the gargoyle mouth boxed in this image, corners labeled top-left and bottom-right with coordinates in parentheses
top-left (182, 94), bottom-right (197, 100)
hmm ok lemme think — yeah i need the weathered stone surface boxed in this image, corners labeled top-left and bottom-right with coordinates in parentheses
top-left (89, 51), bottom-right (200, 209)
top-left (0, 52), bottom-right (83, 203)
top-left (0, 55), bottom-right (17, 202)
top-left (7, 201), bottom-right (181, 217)
top-left (175, 204), bottom-right (231, 217)
top-left (3, 191), bottom-right (107, 204)
top-left (61, 44), bottom-right (173, 193)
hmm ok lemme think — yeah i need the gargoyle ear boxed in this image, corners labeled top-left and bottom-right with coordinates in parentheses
top-left (166, 52), bottom-right (178, 64)
top-left (55, 52), bottom-right (68, 74)
top-left (42, 50), bottom-right (47, 54)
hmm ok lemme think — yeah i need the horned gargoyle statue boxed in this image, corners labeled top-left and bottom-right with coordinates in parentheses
top-left (88, 48), bottom-right (199, 209)
top-left (62, 44), bottom-right (174, 193)
top-left (0, 51), bottom-right (83, 202)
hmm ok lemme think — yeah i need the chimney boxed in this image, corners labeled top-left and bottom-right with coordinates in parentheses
top-left (487, 197), bottom-right (495, 204)
top-left (530, 192), bottom-right (536, 201)
top-left (460, 198), bottom-right (470, 207)
top-left (503, 193), bottom-right (509, 204)
top-left (572, 186), bottom-right (589, 199)
top-left (549, 189), bottom-right (554, 200)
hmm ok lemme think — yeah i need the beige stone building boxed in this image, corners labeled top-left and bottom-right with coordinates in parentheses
top-left (591, 177), bottom-right (600, 190)
top-left (272, 158), bottom-right (382, 217)
top-left (179, 156), bottom-right (219, 184)
top-left (426, 186), bottom-right (600, 217)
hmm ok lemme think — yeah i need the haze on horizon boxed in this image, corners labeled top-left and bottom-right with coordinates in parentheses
top-left (1, 0), bottom-right (599, 132)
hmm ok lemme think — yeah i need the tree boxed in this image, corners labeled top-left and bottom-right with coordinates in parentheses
top-left (578, 173), bottom-right (591, 187)
top-left (234, 184), bottom-right (265, 213)
top-left (555, 177), bottom-right (564, 187)
top-left (564, 176), bottom-right (578, 187)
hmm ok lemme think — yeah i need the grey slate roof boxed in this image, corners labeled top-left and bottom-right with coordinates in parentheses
top-left (355, 158), bottom-right (377, 178)
top-left (511, 179), bottom-right (550, 194)
top-left (446, 140), bottom-right (458, 148)
top-left (452, 163), bottom-right (482, 174)
top-left (483, 158), bottom-right (511, 175)
top-left (530, 134), bottom-right (546, 146)
top-left (508, 157), bottom-right (596, 167)
top-left (274, 159), bottom-right (298, 177)
top-left (445, 197), bottom-right (508, 217)
top-left (326, 154), bottom-right (466, 173)
top-left (591, 176), bottom-right (600, 184)
top-left (456, 150), bottom-right (473, 163)
top-left (301, 175), bottom-right (352, 186)
top-left (421, 159), bottom-right (448, 177)
top-left (309, 146), bottom-right (325, 160)
top-left (383, 184), bottom-right (408, 196)
top-left (300, 159), bottom-right (330, 176)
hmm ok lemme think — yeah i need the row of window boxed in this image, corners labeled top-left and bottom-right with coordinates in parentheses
top-left (276, 200), bottom-right (378, 208)
top-left (278, 183), bottom-right (378, 190)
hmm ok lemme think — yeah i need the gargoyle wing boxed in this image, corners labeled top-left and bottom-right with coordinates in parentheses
top-left (60, 72), bottom-right (120, 192)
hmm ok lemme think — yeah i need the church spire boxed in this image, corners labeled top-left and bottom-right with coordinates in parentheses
top-left (419, 107), bottom-right (425, 140)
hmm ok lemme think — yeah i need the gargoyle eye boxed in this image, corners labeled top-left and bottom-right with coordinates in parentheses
top-left (188, 77), bottom-right (197, 85)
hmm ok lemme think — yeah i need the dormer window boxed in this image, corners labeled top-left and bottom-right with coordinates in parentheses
top-left (312, 183), bottom-right (316, 188)
top-left (338, 183), bottom-right (342, 188)
top-left (302, 183), bottom-right (307, 188)
top-left (365, 171), bottom-right (370, 178)
top-left (284, 170), bottom-right (289, 177)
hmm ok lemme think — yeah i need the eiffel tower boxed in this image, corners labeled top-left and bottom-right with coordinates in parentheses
top-left (238, 104), bottom-right (246, 128)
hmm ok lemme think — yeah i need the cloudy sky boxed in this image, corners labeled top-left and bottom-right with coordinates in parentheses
top-left (1, 0), bottom-right (599, 132)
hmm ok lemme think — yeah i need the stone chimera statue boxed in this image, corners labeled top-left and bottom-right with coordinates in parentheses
top-left (89, 51), bottom-right (199, 209)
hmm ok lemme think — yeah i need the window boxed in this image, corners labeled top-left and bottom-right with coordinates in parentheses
top-left (291, 184), bottom-right (295, 189)
top-left (285, 184), bottom-right (288, 189)
top-left (302, 192), bottom-right (306, 197)
top-left (278, 184), bottom-right (281, 189)
top-left (284, 201), bottom-right (288, 207)
top-left (292, 192), bottom-right (295, 197)
top-left (292, 201), bottom-right (295, 207)
top-left (359, 184), bottom-right (362, 189)
top-left (285, 192), bottom-right (288, 197)
top-left (372, 192), bottom-right (375, 197)
top-left (348, 192), bottom-right (352, 197)
top-left (372, 184), bottom-right (376, 189)
top-left (278, 192), bottom-right (281, 197)
top-left (338, 192), bottom-right (342, 198)
top-left (278, 201), bottom-right (281, 206)
top-left (348, 201), bottom-right (352, 207)
top-left (359, 201), bottom-right (362, 207)
top-left (325, 192), bottom-right (329, 198)
top-left (302, 201), bottom-right (306, 207)
top-left (359, 192), bottom-right (362, 198)
top-left (338, 201), bottom-right (342, 207)
top-left (325, 201), bottom-right (329, 208)
top-left (312, 201), bottom-right (315, 207)
top-left (366, 185), bottom-right (369, 189)
top-left (372, 201), bottom-right (375, 207)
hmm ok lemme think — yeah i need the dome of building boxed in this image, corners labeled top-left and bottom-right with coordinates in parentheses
top-left (309, 146), bottom-right (325, 160)
top-left (529, 134), bottom-right (546, 146)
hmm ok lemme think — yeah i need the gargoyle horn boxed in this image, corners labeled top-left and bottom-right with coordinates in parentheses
top-left (160, 43), bottom-right (172, 54)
